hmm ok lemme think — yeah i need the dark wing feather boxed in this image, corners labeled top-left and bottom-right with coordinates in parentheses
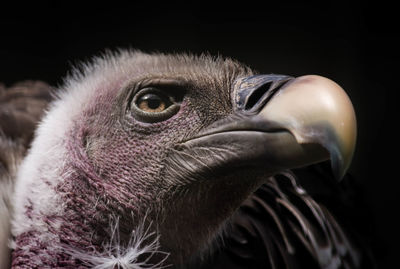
top-left (0, 81), bottom-right (53, 147)
top-left (0, 81), bottom-right (52, 177)
top-left (205, 164), bottom-right (375, 269)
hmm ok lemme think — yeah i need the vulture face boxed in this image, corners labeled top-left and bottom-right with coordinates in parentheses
top-left (10, 51), bottom-right (356, 268)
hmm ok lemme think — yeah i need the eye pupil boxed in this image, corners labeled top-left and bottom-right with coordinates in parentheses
top-left (145, 95), bottom-right (162, 109)
top-left (136, 93), bottom-right (169, 113)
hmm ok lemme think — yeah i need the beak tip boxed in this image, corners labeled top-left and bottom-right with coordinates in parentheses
top-left (325, 133), bottom-right (355, 181)
top-left (331, 152), bottom-right (346, 181)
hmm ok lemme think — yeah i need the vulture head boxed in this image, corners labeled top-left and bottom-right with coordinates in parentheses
top-left (7, 51), bottom-right (359, 268)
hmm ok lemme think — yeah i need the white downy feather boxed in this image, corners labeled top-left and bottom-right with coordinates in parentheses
top-left (65, 215), bottom-right (170, 269)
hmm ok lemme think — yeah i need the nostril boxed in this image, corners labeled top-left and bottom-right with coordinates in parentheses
top-left (245, 82), bottom-right (273, 110)
top-left (244, 79), bottom-right (292, 112)
top-left (234, 74), bottom-right (294, 113)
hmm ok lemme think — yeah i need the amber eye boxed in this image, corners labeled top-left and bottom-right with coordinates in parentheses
top-left (136, 93), bottom-right (170, 113)
top-left (130, 87), bottom-right (180, 123)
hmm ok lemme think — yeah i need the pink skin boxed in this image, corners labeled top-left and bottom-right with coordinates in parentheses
top-left (10, 86), bottom-right (213, 267)
top-left (11, 52), bottom-right (253, 268)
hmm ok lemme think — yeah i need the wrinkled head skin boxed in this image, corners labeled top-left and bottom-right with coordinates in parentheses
top-left (11, 50), bottom-right (356, 268)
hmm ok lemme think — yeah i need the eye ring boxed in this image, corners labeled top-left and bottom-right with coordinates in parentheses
top-left (130, 87), bottom-right (180, 123)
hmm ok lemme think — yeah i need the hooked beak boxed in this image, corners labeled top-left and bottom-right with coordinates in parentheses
top-left (262, 75), bottom-right (356, 179)
top-left (234, 74), bottom-right (357, 180)
top-left (178, 74), bottom-right (357, 181)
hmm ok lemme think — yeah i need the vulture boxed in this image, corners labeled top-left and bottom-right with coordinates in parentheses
top-left (0, 50), bottom-right (373, 268)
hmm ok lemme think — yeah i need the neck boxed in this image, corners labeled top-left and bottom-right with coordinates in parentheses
top-left (11, 168), bottom-right (101, 267)
top-left (11, 210), bottom-right (167, 268)
top-left (11, 140), bottom-right (110, 267)
top-left (11, 150), bottom-right (165, 268)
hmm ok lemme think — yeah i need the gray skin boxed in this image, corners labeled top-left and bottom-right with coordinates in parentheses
top-left (9, 51), bottom-right (355, 268)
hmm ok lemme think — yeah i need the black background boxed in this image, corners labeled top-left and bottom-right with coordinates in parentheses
top-left (1, 2), bottom-right (398, 267)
